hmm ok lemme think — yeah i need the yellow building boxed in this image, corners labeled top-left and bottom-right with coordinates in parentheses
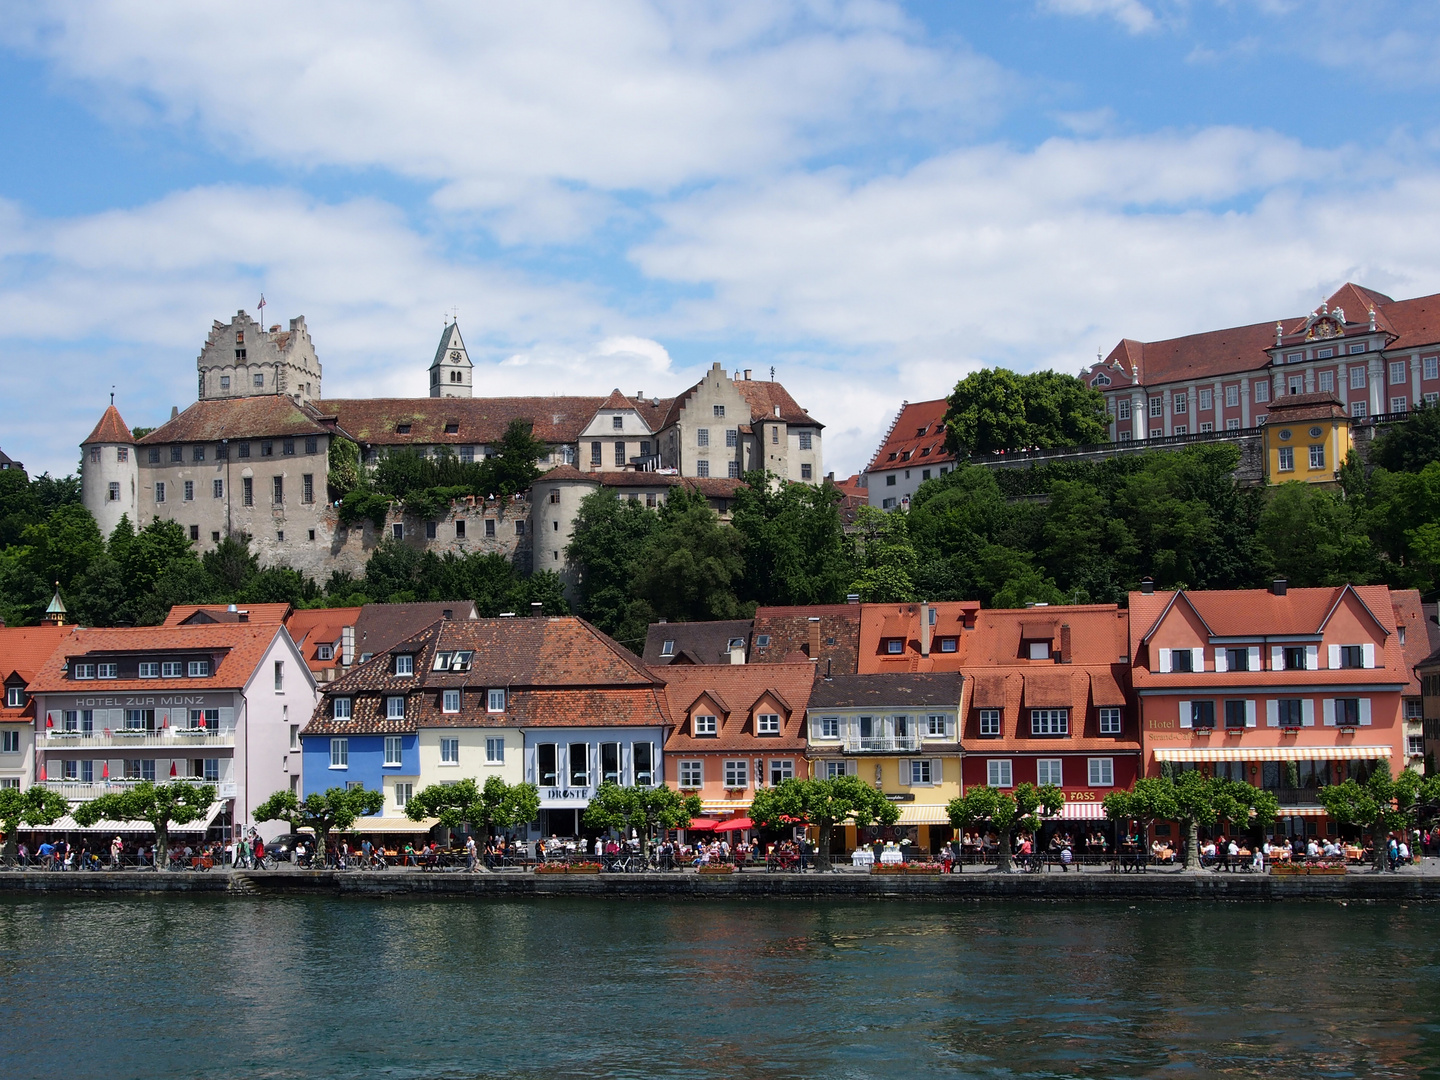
top-left (805, 673), bottom-right (963, 856)
top-left (1261, 392), bottom-right (1351, 485)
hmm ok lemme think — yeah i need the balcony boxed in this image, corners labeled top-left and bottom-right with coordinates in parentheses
top-left (42, 777), bottom-right (237, 801)
top-left (43, 727), bottom-right (235, 751)
top-left (842, 733), bottom-right (923, 753)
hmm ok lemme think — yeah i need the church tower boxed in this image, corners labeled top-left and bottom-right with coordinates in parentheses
top-left (429, 321), bottom-right (473, 398)
top-left (80, 403), bottom-right (138, 540)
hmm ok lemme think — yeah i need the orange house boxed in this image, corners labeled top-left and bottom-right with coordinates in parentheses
top-left (1130, 580), bottom-right (1410, 840)
top-left (660, 662), bottom-right (817, 823)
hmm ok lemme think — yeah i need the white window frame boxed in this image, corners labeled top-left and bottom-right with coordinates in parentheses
top-left (979, 709), bottom-right (1001, 736)
top-left (678, 760), bottom-right (703, 789)
top-left (395, 654), bottom-right (414, 676)
top-left (1, 730), bottom-right (19, 753)
top-left (1030, 709), bottom-right (1069, 736)
top-left (488, 689), bottom-right (506, 713)
top-left (187, 660), bottom-right (209, 677)
top-left (1099, 707), bottom-right (1122, 735)
top-left (161, 661), bottom-right (183, 678)
top-left (693, 714), bottom-right (718, 736)
top-left (384, 735), bottom-right (403, 767)
top-left (723, 759), bottom-right (748, 788)
top-left (137, 663), bottom-right (159, 679)
top-left (926, 714), bottom-right (946, 737)
top-left (386, 696), bottom-right (406, 720)
top-left (1309, 444), bottom-right (1325, 469)
top-left (769, 759), bottom-right (794, 786)
top-left (98, 663), bottom-right (119, 679)
top-left (756, 712), bottom-right (780, 735)
top-left (486, 737), bottom-right (505, 764)
top-left (1036, 758), bottom-right (1063, 787)
top-left (819, 716), bottom-right (839, 739)
top-left (909, 759), bottom-right (933, 785)
top-left (987, 759), bottom-right (1013, 788)
top-left (1390, 360), bottom-right (1407, 385)
top-left (333, 697), bottom-right (352, 719)
top-left (1088, 757), bottom-right (1115, 787)
top-left (330, 738), bottom-right (349, 769)
top-left (442, 689), bottom-right (460, 714)
top-left (395, 782), bottom-right (413, 809)
top-left (440, 737), bottom-right (460, 765)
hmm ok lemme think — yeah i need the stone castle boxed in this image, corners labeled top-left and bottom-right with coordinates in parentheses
top-left (80, 310), bottom-right (826, 595)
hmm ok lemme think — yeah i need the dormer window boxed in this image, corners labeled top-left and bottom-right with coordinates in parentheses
top-left (386, 696), bottom-right (406, 720)
top-left (444, 423), bottom-right (459, 434)
top-left (162, 661), bottom-right (183, 677)
top-left (433, 652), bottom-right (453, 671)
top-left (727, 637), bottom-right (746, 651)
top-left (451, 651), bottom-right (473, 671)
top-left (73, 664), bottom-right (95, 679)
top-left (188, 660), bottom-right (210, 677)
top-left (1027, 641), bottom-right (1050, 660)
top-left (756, 635), bottom-right (771, 648)
top-left (488, 689), bottom-right (506, 713)
top-left (138, 663), bottom-right (160, 678)
top-left (396, 424), bottom-right (411, 434)
top-left (939, 637), bottom-right (958, 653)
top-left (333, 697), bottom-right (352, 719)
top-left (885, 639), bottom-right (904, 655)
top-left (694, 715), bottom-right (718, 736)
top-left (5, 687), bottom-right (24, 708)
top-left (756, 713), bottom-right (780, 735)
top-left (661, 640), bottom-right (675, 657)
top-left (916, 426), bottom-right (928, 436)
top-left (395, 655), bottom-right (414, 676)
top-left (1092, 373), bottom-right (1111, 386)
top-left (317, 644), bottom-right (334, 662)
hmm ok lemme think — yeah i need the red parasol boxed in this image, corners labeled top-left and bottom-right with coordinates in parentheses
top-left (713, 817), bottom-right (754, 832)
top-left (46, 714), bottom-right (53, 728)
top-left (686, 818), bottom-right (720, 830)
top-left (102, 762), bottom-right (109, 779)
top-left (169, 761), bottom-right (177, 777)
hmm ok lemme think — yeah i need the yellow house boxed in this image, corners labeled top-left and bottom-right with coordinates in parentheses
top-left (805, 673), bottom-right (963, 856)
top-left (1262, 392), bottom-right (1351, 485)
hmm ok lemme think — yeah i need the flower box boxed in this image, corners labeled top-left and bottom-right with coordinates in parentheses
top-left (533, 864), bottom-right (569, 875)
top-left (905, 863), bottom-right (944, 875)
top-left (568, 862), bottom-right (603, 874)
top-left (696, 864), bottom-right (735, 875)
top-left (869, 864), bottom-right (907, 875)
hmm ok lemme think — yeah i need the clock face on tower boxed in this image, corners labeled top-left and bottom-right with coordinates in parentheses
top-left (450, 351), bottom-right (461, 360)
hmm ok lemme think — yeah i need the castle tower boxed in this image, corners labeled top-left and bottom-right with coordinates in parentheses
top-left (80, 403), bottom-right (138, 539)
top-left (197, 310), bottom-right (322, 404)
top-left (429, 321), bottom-right (473, 398)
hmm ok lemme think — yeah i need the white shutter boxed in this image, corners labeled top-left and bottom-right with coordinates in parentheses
top-left (1178, 700), bottom-right (1191, 729)
top-left (1323, 699), bottom-right (1336, 726)
top-left (1214, 649), bottom-right (1227, 673)
top-left (1302, 699), bottom-right (1315, 727)
top-left (1328, 644), bottom-right (1341, 670)
top-left (1305, 645), bottom-right (1319, 671)
top-left (1271, 646), bottom-right (1285, 671)
top-left (157, 708), bottom-right (171, 729)
top-left (1359, 699), bottom-right (1372, 726)
top-left (845, 759), bottom-right (857, 776)
top-left (932, 759), bottom-right (944, 786)
top-left (1245, 700), bottom-right (1257, 728)
top-left (1191, 648), bottom-right (1205, 673)
top-left (46, 709), bottom-right (59, 729)
top-left (1158, 648), bottom-right (1172, 673)
top-left (946, 716), bottom-right (956, 740)
top-left (1362, 643), bottom-right (1376, 669)
top-left (1266, 700), bottom-right (1279, 727)
top-left (1248, 646), bottom-right (1261, 672)
top-left (899, 760), bottom-right (911, 786)
top-left (218, 707), bottom-right (234, 728)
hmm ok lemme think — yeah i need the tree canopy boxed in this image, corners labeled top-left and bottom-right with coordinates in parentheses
top-left (254, 785), bottom-right (385, 866)
top-left (749, 775), bottom-right (899, 872)
top-left (406, 776), bottom-right (540, 840)
top-left (946, 782), bottom-right (1064, 872)
top-left (72, 781), bottom-right (217, 869)
top-left (1318, 761), bottom-right (1437, 872)
top-left (0, 785), bottom-right (69, 860)
top-left (943, 369), bottom-right (1109, 455)
top-left (581, 782), bottom-right (702, 852)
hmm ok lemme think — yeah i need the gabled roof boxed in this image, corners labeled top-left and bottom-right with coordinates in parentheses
top-left (1100, 318), bottom-right (1279, 386)
top-left (1138, 591), bottom-right (1215, 644)
top-left (163, 603), bottom-right (292, 627)
top-left (642, 620), bottom-right (754, 666)
top-left (660, 661), bottom-right (817, 753)
top-left (733, 379), bottom-right (821, 428)
top-left (1391, 589), bottom-right (1433, 696)
top-left (137, 397), bottom-right (328, 445)
top-left (284, 606), bottom-right (363, 673)
top-left (83, 405), bottom-right (134, 446)
top-left (0, 625), bottom-right (71, 720)
top-left (26, 624), bottom-right (286, 694)
top-left (315, 396), bottom-right (607, 446)
top-left (1134, 585), bottom-right (1395, 644)
top-left (807, 672), bottom-right (962, 710)
top-left (865, 399), bottom-right (955, 473)
top-left (687, 689), bottom-right (731, 716)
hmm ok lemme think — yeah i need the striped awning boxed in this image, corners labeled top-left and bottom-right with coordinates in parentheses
top-left (1054, 800), bottom-right (1107, 821)
top-left (701, 801), bottom-right (751, 814)
top-left (895, 804), bottom-right (951, 826)
top-left (1277, 807), bottom-right (1327, 817)
top-left (41, 800), bottom-right (228, 834)
top-left (344, 817), bottom-right (438, 835)
top-left (1153, 746), bottom-right (1392, 763)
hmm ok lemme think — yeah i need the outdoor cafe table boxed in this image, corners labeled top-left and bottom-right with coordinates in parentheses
top-left (879, 847), bottom-right (904, 865)
top-left (851, 848), bottom-right (874, 867)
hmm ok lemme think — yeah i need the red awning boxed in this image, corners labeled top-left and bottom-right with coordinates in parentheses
top-left (687, 818), bottom-right (720, 830)
top-left (714, 817), bottom-right (754, 832)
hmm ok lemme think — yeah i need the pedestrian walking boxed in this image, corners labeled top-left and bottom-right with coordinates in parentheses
top-left (466, 834), bottom-right (477, 872)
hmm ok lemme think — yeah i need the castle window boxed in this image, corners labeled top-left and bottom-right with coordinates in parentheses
top-left (235, 349), bottom-right (246, 361)
top-left (283, 439), bottom-right (295, 456)
top-left (261, 441), bottom-right (273, 457)
top-left (449, 370), bottom-right (462, 383)
top-left (213, 480), bottom-right (223, 499)
top-left (236, 331), bottom-right (244, 345)
top-left (392, 523), bottom-right (404, 540)
top-left (302, 474), bottom-right (314, 504)
top-left (800, 464), bottom-right (812, 480)
top-left (190, 525), bottom-right (199, 541)
top-left (171, 446), bottom-right (183, 462)
top-left (155, 482), bottom-right (166, 503)
top-left (148, 448), bottom-right (159, 463)
top-left (90, 447), bottom-right (100, 463)
top-left (253, 373), bottom-right (264, 388)
top-left (455, 519), bottom-right (465, 538)
top-left (242, 477), bottom-right (253, 506)
top-left (220, 376), bottom-right (230, 390)
top-left (193, 446), bottom-right (205, 462)
top-left (183, 481), bottom-right (194, 501)
top-left (485, 519), bottom-right (496, 538)
top-left (237, 443), bottom-right (250, 458)
top-left (714, 405), bottom-right (725, 418)
top-left (107, 482), bottom-right (119, 501)
top-left (305, 437), bottom-right (318, 455)
top-left (613, 415), bottom-right (624, 430)
top-left (696, 460), bottom-right (710, 478)
top-left (272, 476), bottom-right (283, 505)
top-left (799, 431), bottom-right (812, 450)
top-left (215, 443), bottom-right (228, 459)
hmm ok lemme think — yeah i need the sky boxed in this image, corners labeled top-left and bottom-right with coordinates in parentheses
top-left (6, 0), bottom-right (1440, 478)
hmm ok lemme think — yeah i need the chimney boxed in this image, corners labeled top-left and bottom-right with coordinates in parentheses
top-left (743, 369), bottom-right (752, 380)
top-left (342, 625), bottom-right (355, 666)
top-left (1060, 624), bottom-right (1072, 664)
top-left (636, 390), bottom-right (643, 400)
top-left (1140, 577), bottom-right (1154, 595)
top-left (729, 644), bottom-right (745, 665)
top-left (807, 616), bottom-right (821, 661)
top-left (846, 594), bottom-right (860, 605)
top-left (443, 609), bottom-right (453, 620)
top-left (1272, 578), bottom-right (1288, 596)
top-left (237, 610), bottom-right (249, 623)
top-left (531, 602), bottom-right (543, 617)
top-left (920, 602), bottom-right (932, 657)
top-left (170, 406), bottom-right (179, 419)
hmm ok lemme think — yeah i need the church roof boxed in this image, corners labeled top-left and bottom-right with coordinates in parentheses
top-left (82, 405), bottom-right (134, 446)
top-left (137, 396), bottom-right (328, 445)
top-left (431, 322), bottom-right (471, 368)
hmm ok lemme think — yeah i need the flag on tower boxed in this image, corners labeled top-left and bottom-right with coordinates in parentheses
top-left (257, 294), bottom-right (267, 316)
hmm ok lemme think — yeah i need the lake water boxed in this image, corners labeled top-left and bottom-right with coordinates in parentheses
top-left (0, 896), bottom-right (1435, 1079)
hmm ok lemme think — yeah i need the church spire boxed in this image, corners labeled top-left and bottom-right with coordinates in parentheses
top-left (429, 320), bottom-right (473, 398)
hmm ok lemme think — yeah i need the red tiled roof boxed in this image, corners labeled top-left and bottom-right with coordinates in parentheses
top-left (163, 603), bottom-right (291, 627)
top-left (284, 606), bottom-right (362, 673)
top-left (137, 397), bottom-right (328, 445)
top-left (83, 405), bottom-right (134, 446)
top-left (0, 625), bottom-right (71, 722)
top-left (316, 396), bottom-right (606, 446)
top-left (27, 624), bottom-right (285, 694)
top-left (865, 399), bottom-right (955, 473)
top-left (661, 662), bottom-right (817, 753)
top-left (959, 667), bottom-right (1139, 751)
top-left (1391, 590), bottom-right (1431, 697)
top-left (733, 379), bottom-right (821, 428)
top-left (752, 605), bottom-right (863, 673)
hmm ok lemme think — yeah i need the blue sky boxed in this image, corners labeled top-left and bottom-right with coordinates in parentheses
top-left (5, 0), bottom-right (1440, 478)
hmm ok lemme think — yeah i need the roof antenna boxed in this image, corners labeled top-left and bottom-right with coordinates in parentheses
top-left (110, 387), bottom-right (115, 406)
top-left (769, 365), bottom-right (775, 382)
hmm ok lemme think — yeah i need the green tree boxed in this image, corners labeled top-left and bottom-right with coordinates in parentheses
top-left (731, 474), bottom-right (851, 606)
top-left (72, 781), bottom-right (217, 869)
top-left (632, 485), bottom-right (746, 622)
top-left (943, 368), bottom-right (1107, 455)
top-left (202, 535), bottom-right (261, 595)
top-left (1102, 777), bottom-right (1179, 864)
top-left (565, 488), bottom-right (661, 643)
top-left (1370, 401), bottom-right (1440, 474)
top-left (0, 785), bottom-right (69, 861)
top-left (20, 504), bottom-right (105, 590)
top-left (1318, 760), bottom-right (1423, 872)
top-left (1170, 770), bottom-right (1275, 871)
top-left (485, 419), bottom-right (550, 497)
top-left (327, 435), bottom-right (362, 499)
top-left (1256, 482), bottom-right (1376, 587)
top-left (582, 782), bottom-right (702, 854)
top-left (406, 776), bottom-right (541, 844)
top-left (749, 775), bottom-right (899, 873)
top-left (253, 785), bottom-right (386, 867)
top-left (849, 506), bottom-right (917, 602)
top-left (946, 782), bottom-right (1064, 873)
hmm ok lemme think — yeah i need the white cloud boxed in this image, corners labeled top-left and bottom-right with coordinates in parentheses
top-left (1039, 0), bottom-right (1159, 34)
top-left (0, 1), bottom-right (1004, 239)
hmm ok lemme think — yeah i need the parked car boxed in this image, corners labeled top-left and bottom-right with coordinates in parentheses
top-left (264, 834), bottom-right (313, 862)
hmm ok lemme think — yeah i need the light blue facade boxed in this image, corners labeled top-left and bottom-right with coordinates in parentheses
top-left (301, 732), bottom-right (419, 799)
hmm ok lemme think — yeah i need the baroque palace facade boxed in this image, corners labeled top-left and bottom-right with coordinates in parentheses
top-left (80, 311), bottom-right (826, 591)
